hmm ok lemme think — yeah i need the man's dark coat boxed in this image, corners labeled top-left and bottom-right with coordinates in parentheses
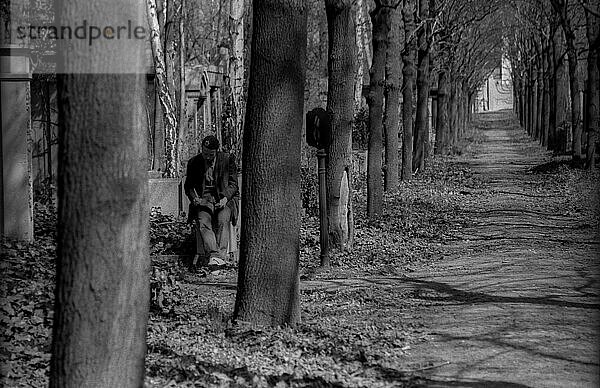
top-left (184, 152), bottom-right (239, 225)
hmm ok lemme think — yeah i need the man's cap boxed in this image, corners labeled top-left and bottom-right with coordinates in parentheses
top-left (202, 135), bottom-right (220, 150)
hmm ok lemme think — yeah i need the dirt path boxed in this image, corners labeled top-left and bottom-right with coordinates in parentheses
top-left (298, 111), bottom-right (599, 387)
top-left (377, 111), bottom-right (599, 387)
top-left (189, 111), bottom-right (598, 387)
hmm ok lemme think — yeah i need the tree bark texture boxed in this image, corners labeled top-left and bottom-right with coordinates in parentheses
top-left (435, 70), bottom-right (448, 155)
top-left (413, 0), bottom-right (430, 173)
top-left (536, 57), bottom-right (544, 141)
top-left (229, 0), bottom-right (246, 158)
top-left (555, 29), bottom-right (570, 154)
top-left (147, 0), bottom-right (179, 177)
top-left (585, 1), bottom-right (599, 169)
top-left (548, 30), bottom-right (558, 150)
top-left (325, 0), bottom-right (356, 251)
top-left (448, 76), bottom-right (458, 148)
top-left (233, 0), bottom-right (307, 327)
top-left (567, 43), bottom-right (583, 160)
top-left (367, 2), bottom-right (391, 217)
top-left (401, 0), bottom-right (416, 180)
top-left (384, 6), bottom-right (402, 191)
top-left (178, 0), bottom-right (187, 170)
top-left (542, 39), bottom-right (551, 147)
top-left (50, 3), bottom-right (149, 384)
top-left (354, 0), bottom-right (368, 110)
top-left (531, 77), bottom-right (539, 138)
top-left (550, 0), bottom-right (584, 161)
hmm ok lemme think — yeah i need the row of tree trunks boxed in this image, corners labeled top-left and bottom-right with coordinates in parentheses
top-left (550, 0), bottom-right (584, 163)
top-left (325, 0), bottom-right (356, 251)
top-left (584, 1), bottom-right (599, 169)
top-left (412, 0), bottom-right (430, 173)
top-left (515, 26), bottom-right (572, 158)
top-left (515, 5), bottom-right (599, 170)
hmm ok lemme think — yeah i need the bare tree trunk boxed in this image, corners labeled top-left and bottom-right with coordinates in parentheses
top-left (448, 77), bottom-right (458, 149)
top-left (367, 2), bottom-right (391, 217)
top-left (435, 70), bottom-right (448, 155)
top-left (457, 84), bottom-right (464, 140)
top-left (567, 48), bottom-right (583, 161)
top-left (413, 0), bottom-right (430, 173)
top-left (530, 76), bottom-right (539, 138)
top-left (229, 0), bottom-right (246, 158)
top-left (550, 0), bottom-right (584, 162)
top-left (384, 7), bottom-right (402, 191)
top-left (354, 0), bottom-right (368, 110)
top-left (536, 59), bottom-right (544, 141)
top-left (585, 1), bottom-right (599, 169)
top-left (548, 27), bottom-right (558, 150)
top-left (401, 0), bottom-right (416, 180)
top-left (233, 0), bottom-right (307, 327)
top-left (542, 37), bottom-right (551, 147)
top-left (147, 0), bottom-right (178, 177)
top-left (50, 3), bottom-right (149, 386)
top-left (178, 0), bottom-right (187, 170)
top-left (459, 82), bottom-right (467, 139)
top-left (525, 77), bottom-right (531, 135)
top-left (325, 0), bottom-right (355, 251)
top-left (555, 28), bottom-right (569, 154)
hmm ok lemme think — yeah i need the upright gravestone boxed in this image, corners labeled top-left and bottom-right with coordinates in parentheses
top-left (1, 45), bottom-right (34, 241)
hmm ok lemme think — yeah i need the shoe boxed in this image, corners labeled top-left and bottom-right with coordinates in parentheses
top-left (207, 256), bottom-right (227, 271)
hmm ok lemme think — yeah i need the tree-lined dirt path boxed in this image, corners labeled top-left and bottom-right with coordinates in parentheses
top-left (396, 111), bottom-right (600, 387)
top-left (304, 111), bottom-right (600, 387)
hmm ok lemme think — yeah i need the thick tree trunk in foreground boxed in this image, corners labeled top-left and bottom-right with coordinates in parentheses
top-left (401, 0), bottom-right (416, 180)
top-left (384, 7), bottom-right (402, 191)
top-left (367, 2), bottom-right (391, 217)
top-left (233, 0), bottom-right (307, 326)
top-left (435, 70), bottom-right (448, 155)
top-left (50, 3), bottom-right (149, 386)
top-left (413, 0), bottom-right (430, 173)
top-left (325, 0), bottom-right (355, 251)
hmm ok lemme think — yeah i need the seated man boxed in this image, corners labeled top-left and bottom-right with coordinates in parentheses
top-left (184, 135), bottom-right (239, 268)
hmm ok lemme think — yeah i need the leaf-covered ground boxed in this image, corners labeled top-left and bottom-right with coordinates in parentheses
top-left (2, 117), bottom-right (598, 387)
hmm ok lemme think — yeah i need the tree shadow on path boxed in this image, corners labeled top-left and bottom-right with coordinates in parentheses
top-left (397, 277), bottom-right (600, 310)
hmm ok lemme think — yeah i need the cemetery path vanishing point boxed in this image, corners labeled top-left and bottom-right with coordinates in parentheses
top-left (305, 110), bottom-right (600, 387)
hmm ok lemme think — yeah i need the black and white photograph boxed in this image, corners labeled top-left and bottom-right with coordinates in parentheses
top-left (1, 0), bottom-right (599, 386)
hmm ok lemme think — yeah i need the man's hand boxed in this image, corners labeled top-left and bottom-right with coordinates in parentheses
top-left (215, 197), bottom-right (228, 209)
top-left (192, 197), bottom-right (202, 207)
